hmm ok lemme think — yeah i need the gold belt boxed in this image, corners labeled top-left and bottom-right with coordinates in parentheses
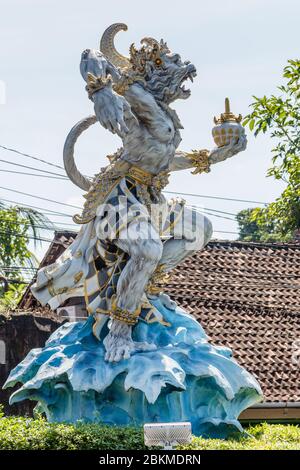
top-left (127, 166), bottom-right (155, 186)
top-left (127, 165), bottom-right (170, 191)
top-left (73, 164), bottom-right (169, 225)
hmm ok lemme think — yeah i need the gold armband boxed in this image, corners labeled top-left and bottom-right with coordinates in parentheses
top-left (110, 296), bottom-right (140, 325)
top-left (146, 264), bottom-right (170, 295)
top-left (186, 149), bottom-right (211, 175)
top-left (85, 73), bottom-right (112, 100)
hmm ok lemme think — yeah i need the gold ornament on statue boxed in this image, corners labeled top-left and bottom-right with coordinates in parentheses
top-left (212, 98), bottom-right (242, 148)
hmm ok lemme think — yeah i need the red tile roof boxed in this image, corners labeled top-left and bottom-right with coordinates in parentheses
top-left (167, 241), bottom-right (300, 403)
top-left (19, 233), bottom-right (300, 403)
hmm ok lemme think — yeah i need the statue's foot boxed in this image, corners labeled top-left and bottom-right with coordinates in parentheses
top-left (104, 336), bottom-right (134, 362)
top-left (103, 320), bottom-right (156, 362)
top-left (104, 339), bottom-right (156, 362)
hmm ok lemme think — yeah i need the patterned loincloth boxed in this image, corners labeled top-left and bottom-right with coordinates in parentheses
top-left (31, 171), bottom-right (185, 331)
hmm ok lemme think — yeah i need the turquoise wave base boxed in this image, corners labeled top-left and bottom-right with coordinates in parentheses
top-left (4, 299), bottom-right (262, 438)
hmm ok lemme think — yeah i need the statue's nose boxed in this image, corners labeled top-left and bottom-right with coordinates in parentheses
top-left (186, 63), bottom-right (197, 75)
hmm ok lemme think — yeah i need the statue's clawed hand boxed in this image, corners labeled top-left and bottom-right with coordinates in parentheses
top-left (103, 319), bottom-right (156, 362)
top-left (209, 126), bottom-right (247, 164)
top-left (93, 87), bottom-right (136, 138)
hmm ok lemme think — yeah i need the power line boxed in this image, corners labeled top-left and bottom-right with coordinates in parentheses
top-left (164, 190), bottom-right (268, 205)
top-left (0, 186), bottom-right (81, 210)
top-left (0, 169), bottom-right (67, 180)
top-left (42, 211), bottom-right (73, 218)
top-left (1, 185), bottom-right (238, 218)
top-left (0, 229), bottom-right (70, 246)
top-left (0, 144), bottom-right (269, 205)
top-left (213, 230), bottom-right (239, 235)
top-left (0, 198), bottom-right (73, 217)
top-left (0, 216), bottom-right (78, 233)
top-left (0, 144), bottom-right (65, 171)
top-left (0, 229), bottom-right (53, 243)
top-left (0, 213), bottom-right (238, 237)
top-left (198, 210), bottom-right (236, 221)
top-left (43, 219), bottom-right (77, 226)
top-left (186, 204), bottom-right (237, 217)
top-left (0, 158), bottom-right (68, 179)
top-left (0, 195), bottom-right (236, 225)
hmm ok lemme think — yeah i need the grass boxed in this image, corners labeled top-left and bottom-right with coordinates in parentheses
top-left (0, 410), bottom-right (299, 450)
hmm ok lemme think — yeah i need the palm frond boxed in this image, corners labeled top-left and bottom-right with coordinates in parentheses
top-left (15, 206), bottom-right (53, 247)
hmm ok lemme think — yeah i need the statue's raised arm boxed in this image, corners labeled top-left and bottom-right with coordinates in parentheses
top-left (80, 41), bottom-right (133, 138)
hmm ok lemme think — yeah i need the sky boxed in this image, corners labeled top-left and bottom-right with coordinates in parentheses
top-left (0, 0), bottom-right (299, 262)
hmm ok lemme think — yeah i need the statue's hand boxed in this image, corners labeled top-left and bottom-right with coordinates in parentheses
top-left (93, 87), bottom-right (136, 138)
top-left (209, 126), bottom-right (247, 165)
top-left (103, 319), bottom-right (156, 362)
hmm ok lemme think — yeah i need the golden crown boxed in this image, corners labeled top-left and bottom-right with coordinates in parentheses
top-left (129, 38), bottom-right (170, 74)
top-left (100, 24), bottom-right (170, 74)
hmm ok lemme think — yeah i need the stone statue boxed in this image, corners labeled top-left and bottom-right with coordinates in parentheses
top-left (4, 24), bottom-right (262, 438)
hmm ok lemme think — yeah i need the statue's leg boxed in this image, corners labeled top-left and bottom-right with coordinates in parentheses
top-left (103, 219), bottom-right (163, 362)
top-left (115, 219), bottom-right (163, 312)
top-left (151, 209), bottom-right (212, 310)
top-left (161, 208), bottom-right (213, 271)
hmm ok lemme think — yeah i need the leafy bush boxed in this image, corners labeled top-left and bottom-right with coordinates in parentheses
top-left (0, 283), bottom-right (27, 313)
top-left (0, 415), bottom-right (299, 450)
top-left (243, 59), bottom-right (300, 240)
top-left (179, 423), bottom-right (300, 450)
top-left (0, 415), bottom-right (145, 450)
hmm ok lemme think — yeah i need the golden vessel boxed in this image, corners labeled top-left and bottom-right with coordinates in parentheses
top-left (212, 98), bottom-right (242, 148)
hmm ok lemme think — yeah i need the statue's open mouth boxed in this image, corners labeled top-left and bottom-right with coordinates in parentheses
top-left (178, 66), bottom-right (197, 99)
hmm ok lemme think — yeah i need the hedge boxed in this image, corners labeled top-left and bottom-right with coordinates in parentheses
top-left (0, 408), bottom-right (299, 450)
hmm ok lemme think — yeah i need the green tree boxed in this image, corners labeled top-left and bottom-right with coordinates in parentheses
top-left (243, 59), bottom-right (300, 240)
top-left (236, 207), bottom-right (291, 242)
top-left (0, 203), bottom-right (51, 280)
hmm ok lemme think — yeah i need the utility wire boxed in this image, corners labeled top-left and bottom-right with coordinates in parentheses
top-left (0, 196), bottom-right (237, 224)
top-left (0, 169), bottom-right (67, 180)
top-left (0, 144), bottom-right (269, 205)
top-left (1, 186), bottom-right (238, 219)
top-left (0, 215), bottom-right (79, 232)
top-left (0, 229), bottom-right (53, 243)
top-left (198, 210), bottom-right (236, 221)
top-left (0, 198), bottom-right (73, 217)
top-left (40, 219), bottom-right (77, 226)
top-left (0, 186), bottom-right (82, 209)
top-left (0, 229), bottom-right (69, 246)
top-left (213, 230), bottom-right (239, 235)
top-left (164, 190), bottom-right (268, 205)
top-left (0, 217), bottom-right (238, 235)
top-left (0, 144), bottom-right (65, 171)
top-left (0, 158), bottom-right (68, 179)
top-left (186, 204), bottom-right (237, 217)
